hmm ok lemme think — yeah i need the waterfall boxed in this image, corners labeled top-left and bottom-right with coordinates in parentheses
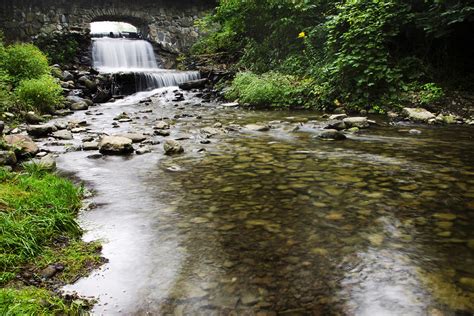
top-left (92, 38), bottom-right (200, 92)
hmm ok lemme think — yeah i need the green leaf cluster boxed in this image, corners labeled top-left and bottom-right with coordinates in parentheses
top-left (194, 0), bottom-right (473, 110)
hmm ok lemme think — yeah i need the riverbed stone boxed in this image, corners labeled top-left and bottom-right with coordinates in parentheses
top-left (0, 150), bottom-right (17, 166)
top-left (27, 124), bottom-right (56, 137)
top-left (25, 111), bottom-right (43, 124)
top-left (402, 108), bottom-right (436, 122)
top-left (70, 101), bottom-right (89, 111)
top-left (155, 121), bottom-right (170, 130)
top-left (343, 117), bottom-right (369, 128)
top-left (164, 140), bottom-right (184, 155)
top-left (52, 130), bottom-right (73, 140)
top-left (3, 134), bottom-right (39, 156)
top-left (98, 136), bottom-right (134, 155)
top-left (83, 141), bottom-right (99, 151)
top-left (317, 129), bottom-right (346, 140)
top-left (245, 124), bottom-right (270, 132)
top-left (118, 133), bottom-right (147, 143)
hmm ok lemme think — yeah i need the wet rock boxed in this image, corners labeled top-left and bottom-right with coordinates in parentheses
top-left (25, 111), bottom-right (43, 124)
top-left (245, 124), bottom-right (270, 132)
top-left (179, 78), bottom-right (208, 90)
top-left (62, 70), bottom-right (74, 81)
top-left (164, 140), bottom-right (184, 155)
top-left (3, 135), bottom-right (39, 156)
top-left (346, 127), bottom-right (360, 134)
top-left (136, 146), bottom-right (152, 155)
top-left (118, 133), bottom-right (147, 143)
top-left (154, 130), bottom-right (171, 137)
top-left (0, 150), bottom-right (17, 166)
top-left (402, 108), bottom-right (435, 122)
top-left (70, 101), bottom-right (89, 111)
top-left (38, 154), bottom-right (56, 170)
top-left (222, 102), bottom-right (239, 107)
top-left (83, 141), bottom-right (99, 151)
top-left (241, 291), bottom-right (260, 306)
top-left (409, 129), bottom-right (422, 135)
top-left (329, 114), bottom-right (347, 120)
top-left (40, 264), bottom-right (59, 279)
top-left (317, 129), bottom-right (346, 140)
top-left (324, 120), bottom-right (346, 131)
top-left (154, 121), bottom-right (170, 130)
top-left (27, 124), bottom-right (56, 137)
top-left (92, 87), bottom-right (112, 103)
top-left (201, 127), bottom-right (220, 138)
top-left (98, 136), bottom-right (134, 155)
top-left (52, 130), bottom-right (73, 140)
top-left (343, 117), bottom-right (369, 128)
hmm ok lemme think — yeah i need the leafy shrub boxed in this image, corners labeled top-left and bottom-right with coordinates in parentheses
top-left (3, 43), bottom-right (50, 86)
top-left (226, 72), bottom-right (317, 108)
top-left (14, 75), bottom-right (64, 113)
top-left (419, 83), bottom-right (444, 105)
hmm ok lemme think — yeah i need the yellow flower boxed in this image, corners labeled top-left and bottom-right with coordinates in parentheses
top-left (298, 31), bottom-right (306, 38)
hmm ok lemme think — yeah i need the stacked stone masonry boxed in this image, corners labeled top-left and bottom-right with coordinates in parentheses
top-left (0, 0), bottom-right (214, 53)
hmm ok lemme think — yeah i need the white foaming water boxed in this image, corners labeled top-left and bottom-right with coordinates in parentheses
top-left (92, 37), bottom-right (200, 91)
top-left (93, 38), bottom-right (158, 70)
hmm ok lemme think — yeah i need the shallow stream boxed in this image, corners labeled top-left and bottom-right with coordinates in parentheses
top-left (43, 88), bottom-right (474, 315)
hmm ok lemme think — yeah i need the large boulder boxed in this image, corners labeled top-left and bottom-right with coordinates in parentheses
top-left (402, 108), bottom-right (436, 122)
top-left (179, 79), bottom-right (208, 90)
top-left (3, 135), bottom-right (39, 156)
top-left (343, 117), bottom-right (369, 128)
top-left (98, 136), bottom-right (134, 155)
top-left (27, 124), bottom-right (57, 137)
top-left (164, 140), bottom-right (184, 155)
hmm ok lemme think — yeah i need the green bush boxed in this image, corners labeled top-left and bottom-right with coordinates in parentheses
top-left (3, 43), bottom-right (50, 86)
top-left (14, 75), bottom-right (64, 113)
top-left (226, 72), bottom-right (317, 108)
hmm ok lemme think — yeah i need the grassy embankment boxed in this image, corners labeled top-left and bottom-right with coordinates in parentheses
top-left (0, 165), bottom-right (103, 315)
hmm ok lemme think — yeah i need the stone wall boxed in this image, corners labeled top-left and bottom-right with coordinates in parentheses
top-left (0, 0), bottom-right (214, 53)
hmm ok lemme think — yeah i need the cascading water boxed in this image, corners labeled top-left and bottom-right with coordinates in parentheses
top-left (92, 37), bottom-right (200, 92)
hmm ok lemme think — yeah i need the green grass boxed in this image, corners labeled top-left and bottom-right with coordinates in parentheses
top-left (0, 287), bottom-right (85, 315)
top-left (0, 165), bottom-right (103, 314)
top-left (0, 164), bottom-right (82, 276)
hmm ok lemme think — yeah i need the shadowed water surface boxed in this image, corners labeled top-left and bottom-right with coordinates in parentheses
top-left (50, 88), bottom-right (474, 315)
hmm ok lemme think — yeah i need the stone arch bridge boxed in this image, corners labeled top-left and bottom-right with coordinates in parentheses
top-left (0, 0), bottom-right (214, 53)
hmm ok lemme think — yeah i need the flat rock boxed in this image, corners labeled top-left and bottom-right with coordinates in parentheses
top-left (318, 129), bottom-right (346, 140)
top-left (52, 130), bottom-right (73, 140)
top-left (3, 135), bottom-right (39, 156)
top-left (343, 117), bottom-right (369, 128)
top-left (164, 140), bottom-right (184, 155)
top-left (154, 121), bottom-right (170, 130)
top-left (70, 101), bottom-right (89, 111)
top-left (222, 102), bottom-right (239, 107)
top-left (245, 124), bottom-right (270, 132)
top-left (99, 136), bottom-right (134, 155)
top-left (25, 111), bottom-right (43, 124)
top-left (402, 108), bottom-right (435, 122)
top-left (324, 120), bottom-right (346, 131)
top-left (27, 124), bottom-right (56, 137)
top-left (118, 133), bottom-right (147, 143)
top-left (83, 141), bottom-right (99, 151)
top-left (329, 114), bottom-right (347, 120)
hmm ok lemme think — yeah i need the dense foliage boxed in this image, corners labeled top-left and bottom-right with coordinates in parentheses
top-left (0, 33), bottom-right (63, 116)
top-left (194, 0), bottom-right (474, 110)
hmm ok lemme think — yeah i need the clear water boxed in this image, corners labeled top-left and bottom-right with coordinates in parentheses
top-left (47, 89), bottom-right (474, 315)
